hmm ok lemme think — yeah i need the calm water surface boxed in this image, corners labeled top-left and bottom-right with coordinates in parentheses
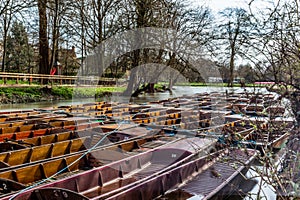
top-left (0, 86), bottom-right (270, 112)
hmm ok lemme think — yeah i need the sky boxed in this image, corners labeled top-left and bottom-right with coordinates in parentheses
top-left (202, 0), bottom-right (249, 11)
top-left (193, 0), bottom-right (278, 13)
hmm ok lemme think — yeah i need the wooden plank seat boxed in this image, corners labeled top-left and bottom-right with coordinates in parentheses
top-left (0, 114), bottom-right (65, 128)
top-left (0, 127), bottom-right (70, 142)
top-left (0, 137), bottom-right (89, 170)
top-left (3, 130), bottom-right (77, 147)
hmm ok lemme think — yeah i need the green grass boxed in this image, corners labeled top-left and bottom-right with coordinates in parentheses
top-left (51, 87), bottom-right (73, 99)
top-left (0, 86), bottom-right (126, 104)
top-left (0, 86), bottom-right (42, 99)
top-left (72, 86), bottom-right (126, 98)
top-left (0, 79), bottom-right (30, 85)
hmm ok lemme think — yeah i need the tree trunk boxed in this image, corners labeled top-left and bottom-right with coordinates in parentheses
top-left (123, 53), bottom-right (139, 96)
top-left (50, 0), bottom-right (60, 70)
top-left (1, 10), bottom-right (11, 72)
top-left (1, 19), bottom-right (8, 72)
top-left (38, 0), bottom-right (50, 76)
top-left (228, 44), bottom-right (235, 87)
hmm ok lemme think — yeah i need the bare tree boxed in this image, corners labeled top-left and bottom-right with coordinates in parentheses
top-left (215, 8), bottom-right (252, 87)
top-left (247, 0), bottom-right (300, 123)
top-left (236, 1), bottom-right (300, 198)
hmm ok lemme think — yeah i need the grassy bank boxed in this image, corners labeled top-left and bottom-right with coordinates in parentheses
top-left (158, 82), bottom-right (267, 87)
top-left (0, 86), bottom-right (125, 104)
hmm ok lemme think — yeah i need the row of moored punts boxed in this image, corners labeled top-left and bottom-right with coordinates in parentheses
top-left (0, 91), bottom-right (295, 199)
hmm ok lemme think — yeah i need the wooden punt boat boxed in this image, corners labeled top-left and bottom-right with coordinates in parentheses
top-left (0, 130), bottom-right (77, 150)
top-left (241, 129), bottom-right (291, 153)
top-left (103, 148), bottom-right (257, 200)
top-left (0, 112), bottom-right (69, 123)
top-left (65, 104), bottom-right (152, 116)
top-left (0, 114), bottom-right (106, 130)
top-left (225, 114), bottom-right (293, 128)
top-left (7, 137), bottom-right (217, 200)
top-left (0, 123), bottom-right (53, 135)
top-left (128, 108), bottom-right (231, 129)
top-left (0, 119), bottom-right (105, 143)
top-left (0, 135), bottom-right (194, 199)
top-left (242, 104), bottom-right (265, 116)
top-left (0, 111), bottom-right (40, 119)
top-left (0, 136), bottom-right (90, 171)
top-left (0, 127), bottom-right (71, 143)
top-left (0, 110), bottom-right (35, 115)
top-left (0, 124), bottom-right (157, 170)
top-left (4, 122), bottom-right (136, 149)
top-left (56, 101), bottom-right (111, 111)
top-left (197, 125), bottom-right (254, 140)
top-left (0, 114), bottom-right (64, 128)
top-left (104, 108), bottom-right (192, 127)
top-left (21, 147), bottom-right (256, 200)
top-left (140, 115), bottom-right (241, 134)
top-left (0, 116), bottom-right (149, 146)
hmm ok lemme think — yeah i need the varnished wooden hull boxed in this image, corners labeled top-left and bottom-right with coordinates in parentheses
top-left (7, 137), bottom-right (217, 200)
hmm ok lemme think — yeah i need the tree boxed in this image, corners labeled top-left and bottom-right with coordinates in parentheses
top-left (247, 0), bottom-right (300, 123)
top-left (237, 64), bottom-right (256, 83)
top-left (240, 1), bottom-right (300, 198)
top-left (0, 0), bottom-right (31, 72)
top-left (5, 21), bottom-right (33, 72)
top-left (120, 0), bottom-right (213, 96)
top-left (215, 8), bottom-right (252, 87)
top-left (37, 0), bottom-right (49, 75)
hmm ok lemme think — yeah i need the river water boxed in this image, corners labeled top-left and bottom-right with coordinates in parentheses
top-left (0, 86), bottom-right (269, 111)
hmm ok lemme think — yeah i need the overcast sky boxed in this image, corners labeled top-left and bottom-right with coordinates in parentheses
top-left (192, 0), bottom-right (278, 13)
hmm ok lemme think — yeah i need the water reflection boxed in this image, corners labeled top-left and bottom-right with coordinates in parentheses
top-left (0, 98), bottom-right (96, 112)
top-left (0, 86), bottom-right (269, 111)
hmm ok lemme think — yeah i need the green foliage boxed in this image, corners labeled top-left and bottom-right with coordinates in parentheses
top-left (73, 87), bottom-right (125, 98)
top-left (0, 87), bottom-right (40, 95)
top-left (0, 86), bottom-right (125, 103)
top-left (5, 21), bottom-right (34, 73)
top-left (0, 87), bottom-right (41, 103)
top-left (51, 87), bottom-right (73, 99)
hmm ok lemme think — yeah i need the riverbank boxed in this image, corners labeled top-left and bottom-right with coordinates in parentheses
top-left (0, 84), bottom-right (271, 105)
top-left (0, 86), bottom-right (125, 104)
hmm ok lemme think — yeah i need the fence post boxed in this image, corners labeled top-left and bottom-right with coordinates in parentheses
top-left (4, 77), bottom-right (7, 85)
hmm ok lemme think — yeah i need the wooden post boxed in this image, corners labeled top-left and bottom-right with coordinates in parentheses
top-left (2, 76), bottom-right (5, 84)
